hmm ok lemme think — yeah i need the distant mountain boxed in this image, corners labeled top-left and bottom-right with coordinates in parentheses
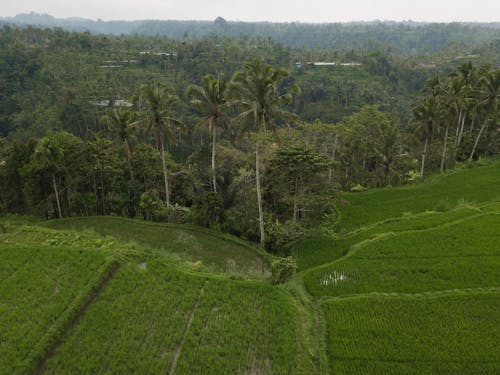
top-left (0, 12), bottom-right (144, 34)
top-left (1, 12), bottom-right (499, 54)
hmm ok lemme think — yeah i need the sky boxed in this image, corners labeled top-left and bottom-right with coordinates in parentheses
top-left (2, 0), bottom-right (499, 23)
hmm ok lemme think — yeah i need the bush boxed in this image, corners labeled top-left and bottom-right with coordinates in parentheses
top-left (271, 256), bottom-right (297, 284)
top-left (350, 183), bottom-right (367, 192)
top-left (265, 219), bottom-right (304, 253)
top-left (191, 191), bottom-right (224, 228)
top-left (153, 204), bottom-right (190, 224)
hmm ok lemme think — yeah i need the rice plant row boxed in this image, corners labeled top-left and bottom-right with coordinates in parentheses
top-left (0, 246), bottom-right (111, 375)
top-left (305, 214), bottom-right (500, 297)
top-left (43, 260), bottom-right (297, 374)
top-left (322, 293), bottom-right (500, 374)
top-left (292, 205), bottom-right (481, 271)
top-left (333, 161), bottom-right (500, 233)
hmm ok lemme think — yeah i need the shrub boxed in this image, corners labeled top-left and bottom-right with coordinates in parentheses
top-left (271, 256), bottom-right (297, 284)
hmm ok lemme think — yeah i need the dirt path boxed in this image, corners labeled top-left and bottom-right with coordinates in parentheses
top-left (34, 261), bottom-right (120, 374)
top-left (168, 281), bottom-right (207, 375)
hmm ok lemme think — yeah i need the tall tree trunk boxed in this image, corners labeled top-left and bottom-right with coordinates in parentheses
top-left (255, 129), bottom-right (265, 247)
top-left (440, 124), bottom-right (450, 173)
top-left (210, 116), bottom-right (217, 193)
top-left (457, 113), bottom-right (467, 150)
top-left (293, 176), bottom-right (299, 222)
top-left (159, 137), bottom-right (171, 206)
top-left (328, 134), bottom-right (338, 184)
top-left (469, 118), bottom-right (490, 161)
top-left (420, 137), bottom-right (429, 181)
top-left (124, 138), bottom-right (134, 182)
top-left (52, 173), bottom-right (62, 219)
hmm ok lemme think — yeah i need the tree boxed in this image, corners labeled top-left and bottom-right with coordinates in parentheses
top-left (231, 58), bottom-right (299, 247)
top-left (139, 82), bottom-right (183, 206)
top-left (33, 136), bottom-right (63, 218)
top-left (187, 75), bottom-right (229, 193)
top-left (412, 97), bottom-right (443, 181)
top-left (103, 107), bottom-right (137, 182)
top-left (469, 68), bottom-right (499, 161)
top-left (267, 145), bottom-right (331, 223)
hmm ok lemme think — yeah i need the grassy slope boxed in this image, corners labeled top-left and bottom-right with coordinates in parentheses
top-left (291, 161), bottom-right (500, 270)
top-left (43, 216), bottom-right (269, 276)
top-left (334, 161), bottom-right (500, 233)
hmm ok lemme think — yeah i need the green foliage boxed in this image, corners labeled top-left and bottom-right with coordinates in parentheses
top-left (271, 256), bottom-right (297, 284)
top-left (191, 191), bottom-right (224, 228)
top-left (139, 189), bottom-right (162, 220)
top-left (265, 219), bottom-right (304, 253)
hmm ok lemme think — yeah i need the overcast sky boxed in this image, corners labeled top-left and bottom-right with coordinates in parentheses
top-left (2, 0), bottom-right (499, 23)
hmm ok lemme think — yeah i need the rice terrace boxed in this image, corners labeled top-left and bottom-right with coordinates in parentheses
top-left (0, 4), bottom-right (499, 374)
top-left (0, 160), bottom-right (498, 374)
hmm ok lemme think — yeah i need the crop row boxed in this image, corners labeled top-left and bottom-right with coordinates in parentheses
top-left (43, 260), bottom-right (297, 374)
top-left (293, 205), bottom-right (480, 270)
top-left (175, 280), bottom-right (297, 374)
top-left (0, 246), bottom-right (109, 374)
top-left (322, 293), bottom-right (500, 374)
top-left (333, 161), bottom-right (500, 233)
top-left (305, 214), bottom-right (500, 297)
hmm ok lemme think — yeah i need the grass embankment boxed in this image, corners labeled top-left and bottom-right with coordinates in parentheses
top-left (292, 161), bottom-right (500, 270)
top-left (334, 161), bottom-right (500, 233)
top-left (43, 216), bottom-right (269, 276)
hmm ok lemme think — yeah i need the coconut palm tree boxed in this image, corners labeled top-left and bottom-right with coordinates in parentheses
top-left (412, 96), bottom-right (444, 181)
top-left (33, 136), bottom-right (63, 218)
top-left (469, 68), bottom-right (499, 161)
top-left (187, 75), bottom-right (229, 193)
top-left (103, 107), bottom-right (137, 182)
top-left (139, 82), bottom-right (184, 206)
top-left (231, 58), bottom-right (299, 247)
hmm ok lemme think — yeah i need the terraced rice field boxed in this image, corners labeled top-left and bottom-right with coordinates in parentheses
top-left (1, 160), bottom-right (499, 374)
top-left (42, 261), bottom-right (297, 374)
top-left (322, 292), bottom-right (500, 374)
top-left (0, 245), bottom-right (115, 374)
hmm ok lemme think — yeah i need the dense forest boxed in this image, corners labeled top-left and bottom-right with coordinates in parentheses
top-left (0, 24), bottom-right (498, 250)
top-left (2, 12), bottom-right (500, 55)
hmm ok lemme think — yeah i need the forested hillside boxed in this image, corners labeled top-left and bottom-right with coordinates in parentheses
top-left (2, 13), bottom-right (500, 55)
top-left (0, 24), bottom-right (498, 249)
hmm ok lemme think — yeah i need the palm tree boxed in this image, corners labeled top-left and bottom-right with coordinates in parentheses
top-left (34, 137), bottom-right (63, 218)
top-left (469, 68), bottom-right (499, 161)
top-left (231, 58), bottom-right (299, 247)
top-left (187, 75), bottom-right (229, 193)
top-left (103, 107), bottom-right (137, 182)
top-left (139, 82), bottom-right (183, 206)
top-left (412, 97), bottom-right (443, 181)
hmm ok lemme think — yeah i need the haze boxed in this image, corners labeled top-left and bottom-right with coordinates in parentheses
top-left (2, 0), bottom-right (499, 23)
